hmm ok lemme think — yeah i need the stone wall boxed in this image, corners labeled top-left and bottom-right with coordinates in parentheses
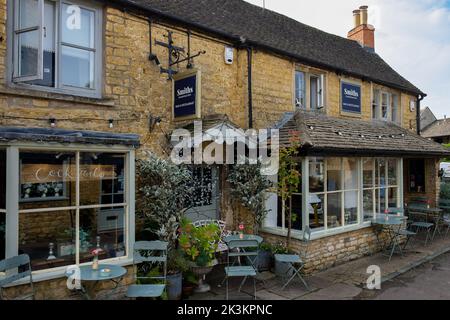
top-left (261, 226), bottom-right (391, 274)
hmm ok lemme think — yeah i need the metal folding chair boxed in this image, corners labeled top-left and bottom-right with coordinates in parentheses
top-left (274, 226), bottom-right (311, 291)
top-left (127, 241), bottom-right (168, 299)
top-left (0, 254), bottom-right (35, 300)
top-left (224, 239), bottom-right (258, 300)
top-left (387, 207), bottom-right (417, 252)
top-left (408, 211), bottom-right (433, 246)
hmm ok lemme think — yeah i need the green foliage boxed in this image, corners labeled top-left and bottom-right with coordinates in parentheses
top-left (440, 183), bottom-right (450, 200)
top-left (276, 142), bottom-right (301, 250)
top-left (271, 242), bottom-right (290, 254)
top-left (227, 160), bottom-right (272, 233)
top-left (167, 249), bottom-right (191, 274)
top-left (179, 219), bottom-right (220, 267)
top-left (259, 242), bottom-right (273, 252)
top-left (136, 153), bottom-right (194, 249)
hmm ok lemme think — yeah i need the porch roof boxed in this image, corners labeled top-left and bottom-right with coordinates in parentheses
top-left (274, 110), bottom-right (450, 157)
top-left (0, 126), bottom-right (140, 147)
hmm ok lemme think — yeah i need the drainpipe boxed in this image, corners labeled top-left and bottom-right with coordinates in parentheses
top-left (417, 93), bottom-right (426, 135)
top-left (247, 47), bottom-right (253, 129)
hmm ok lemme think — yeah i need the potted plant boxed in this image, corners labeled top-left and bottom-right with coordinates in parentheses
top-left (166, 249), bottom-right (190, 300)
top-left (182, 270), bottom-right (198, 298)
top-left (179, 219), bottom-right (220, 293)
top-left (272, 242), bottom-right (294, 277)
top-left (257, 242), bottom-right (273, 272)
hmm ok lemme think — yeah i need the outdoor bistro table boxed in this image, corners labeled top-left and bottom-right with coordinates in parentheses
top-left (65, 264), bottom-right (127, 300)
top-left (407, 204), bottom-right (444, 240)
top-left (372, 215), bottom-right (405, 261)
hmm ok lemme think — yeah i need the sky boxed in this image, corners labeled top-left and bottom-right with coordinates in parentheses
top-left (244, 0), bottom-right (450, 118)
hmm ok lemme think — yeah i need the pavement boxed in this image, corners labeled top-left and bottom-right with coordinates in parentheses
top-left (189, 233), bottom-right (450, 300)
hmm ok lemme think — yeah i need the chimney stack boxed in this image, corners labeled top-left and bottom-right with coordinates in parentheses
top-left (348, 5), bottom-right (375, 52)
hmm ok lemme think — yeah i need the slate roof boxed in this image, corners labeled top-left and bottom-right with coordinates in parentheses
top-left (0, 127), bottom-right (140, 147)
top-left (275, 110), bottom-right (450, 157)
top-left (118, 0), bottom-right (423, 95)
top-left (422, 119), bottom-right (450, 139)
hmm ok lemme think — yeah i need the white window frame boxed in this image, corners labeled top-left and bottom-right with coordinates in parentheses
top-left (7, 0), bottom-right (103, 98)
top-left (381, 92), bottom-right (390, 120)
top-left (294, 70), bottom-right (306, 109)
top-left (263, 157), bottom-right (403, 240)
top-left (294, 69), bottom-right (325, 111)
top-left (2, 143), bottom-right (135, 280)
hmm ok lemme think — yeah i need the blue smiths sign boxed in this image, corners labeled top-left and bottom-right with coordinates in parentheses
top-left (173, 70), bottom-right (201, 120)
top-left (341, 82), bottom-right (361, 114)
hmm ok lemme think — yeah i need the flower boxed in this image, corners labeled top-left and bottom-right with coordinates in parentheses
top-left (91, 248), bottom-right (103, 256)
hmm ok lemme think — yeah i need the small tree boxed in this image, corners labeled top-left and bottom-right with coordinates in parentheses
top-left (277, 141), bottom-right (301, 250)
top-left (227, 160), bottom-right (272, 234)
top-left (136, 152), bottom-right (194, 249)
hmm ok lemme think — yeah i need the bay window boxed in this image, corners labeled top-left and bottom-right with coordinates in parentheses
top-left (2, 146), bottom-right (133, 274)
top-left (265, 157), bottom-right (402, 236)
top-left (9, 0), bottom-right (102, 97)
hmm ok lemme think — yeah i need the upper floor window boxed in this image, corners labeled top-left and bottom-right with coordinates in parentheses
top-left (295, 71), bottom-right (306, 109)
top-left (372, 89), bottom-right (400, 124)
top-left (295, 70), bottom-right (324, 111)
top-left (9, 0), bottom-right (102, 97)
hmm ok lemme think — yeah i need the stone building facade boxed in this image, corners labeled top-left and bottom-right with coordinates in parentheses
top-left (1, 0), bottom-right (449, 298)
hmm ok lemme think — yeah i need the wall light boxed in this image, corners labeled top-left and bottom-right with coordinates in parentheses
top-left (149, 115), bottom-right (162, 132)
top-left (49, 118), bottom-right (56, 128)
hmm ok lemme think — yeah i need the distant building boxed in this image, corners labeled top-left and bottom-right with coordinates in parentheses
top-left (421, 108), bottom-right (450, 144)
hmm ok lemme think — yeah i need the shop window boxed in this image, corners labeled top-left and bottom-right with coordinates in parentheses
top-left (10, 0), bottom-right (102, 97)
top-left (17, 150), bottom-right (128, 271)
top-left (295, 71), bottom-right (306, 109)
top-left (309, 157), bottom-right (324, 230)
top-left (277, 163), bottom-right (303, 231)
top-left (409, 159), bottom-right (426, 193)
top-left (0, 150), bottom-right (6, 261)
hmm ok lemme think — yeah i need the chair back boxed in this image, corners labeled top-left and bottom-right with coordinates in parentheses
top-left (386, 207), bottom-right (404, 215)
top-left (439, 199), bottom-right (450, 214)
top-left (0, 254), bottom-right (34, 299)
top-left (301, 226), bottom-right (312, 261)
top-left (191, 220), bottom-right (231, 252)
top-left (227, 239), bottom-right (259, 268)
top-left (132, 241), bottom-right (168, 285)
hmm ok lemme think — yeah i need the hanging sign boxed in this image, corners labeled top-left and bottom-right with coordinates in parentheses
top-left (173, 70), bottom-right (201, 120)
top-left (341, 81), bottom-right (362, 114)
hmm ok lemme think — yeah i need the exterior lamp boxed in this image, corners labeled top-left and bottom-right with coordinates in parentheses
top-left (109, 119), bottom-right (114, 128)
top-left (49, 118), bottom-right (56, 128)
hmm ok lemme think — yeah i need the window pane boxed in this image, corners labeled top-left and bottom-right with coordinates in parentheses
top-left (62, 4), bottom-right (95, 48)
top-left (372, 90), bottom-right (379, 119)
top-left (290, 194), bottom-right (302, 231)
top-left (80, 153), bottom-right (126, 207)
top-left (309, 157), bottom-right (324, 193)
top-left (18, 30), bottom-right (39, 77)
top-left (295, 71), bottom-right (305, 109)
top-left (409, 159), bottom-right (425, 193)
top-left (61, 46), bottom-right (94, 89)
top-left (376, 188), bottom-right (387, 214)
top-left (18, 0), bottom-right (40, 29)
top-left (79, 207), bottom-right (126, 262)
top-left (309, 193), bottom-right (324, 230)
top-left (376, 158), bottom-right (386, 188)
top-left (327, 158), bottom-right (342, 191)
top-left (19, 151), bottom-right (77, 210)
top-left (310, 76), bottom-right (318, 109)
top-left (0, 150), bottom-right (5, 210)
top-left (28, 1), bottom-right (56, 87)
top-left (388, 187), bottom-right (398, 208)
top-left (327, 192), bottom-right (342, 229)
top-left (0, 150), bottom-right (5, 261)
top-left (344, 191), bottom-right (358, 225)
top-left (363, 189), bottom-right (374, 221)
top-left (344, 158), bottom-right (358, 190)
top-left (363, 158), bottom-right (374, 188)
top-left (19, 210), bottom-right (76, 271)
top-left (381, 93), bottom-right (389, 119)
top-left (388, 159), bottom-right (398, 186)
top-left (391, 94), bottom-right (399, 123)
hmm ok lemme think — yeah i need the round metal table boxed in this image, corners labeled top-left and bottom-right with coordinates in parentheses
top-left (224, 234), bottom-right (263, 244)
top-left (372, 215), bottom-right (405, 261)
top-left (66, 264), bottom-right (127, 300)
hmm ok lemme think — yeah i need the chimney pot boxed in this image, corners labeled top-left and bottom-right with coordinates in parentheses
top-left (359, 5), bottom-right (368, 25)
top-left (353, 10), bottom-right (361, 28)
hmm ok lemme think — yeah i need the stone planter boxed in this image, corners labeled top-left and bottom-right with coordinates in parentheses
top-left (257, 249), bottom-right (272, 272)
top-left (274, 258), bottom-right (294, 277)
top-left (191, 265), bottom-right (214, 293)
top-left (166, 272), bottom-right (182, 300)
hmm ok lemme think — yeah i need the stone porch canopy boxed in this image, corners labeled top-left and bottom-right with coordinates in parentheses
top-left (273, 110), bottom-right (450, 157)
top-left (0, 127), bottom-right (140, 147)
